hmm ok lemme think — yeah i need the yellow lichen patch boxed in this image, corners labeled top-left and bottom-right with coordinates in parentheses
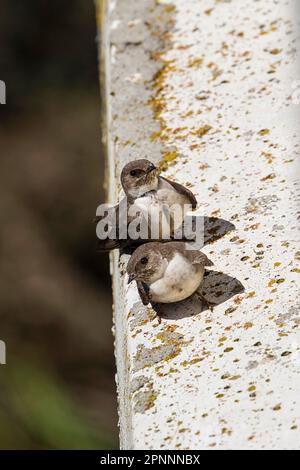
top-left (193, 125), bottom-right (212, 138)
top-left (150, 50), bottom-right (164, 61)
top-left (211, 208), bottom-right (221, 217)
top-left (207, 62), bottom-right (222, 81)
top-left (249, 223), bottom-right (260, 230)
top-left (158, 150), bottom-right (179, 171)
top-left (181, 357), bottom-right (202, 367)
top-left (291, 268), bottom-right (300, 273)
top-left (221, 428), bottom-right (232, 436)
top-left (269, 48), bottom-right (282, 55)
top-left (181, 109), bottom-right (193, 118)
top-left (156, 366), bottom-right (179, 377)
top-left (221, 373), bottom-right (230, 380)
top-left (156, 325), bottom-right (178, 342)
top-left (172, 126), bottom-right (188, 134)
top-left (247, 291), bottom-right (256, 298)
top-left (178, 428), bottom-right (189, 433)
top-left (150, 130), bottom-right (162, 141)
top-left (258, 128), bottom-right (270, 136)
top-left (219, 336), bottom-right (227, 342)
top-left (145, 393), bottom-right (157, 411)
top-left (225, 306), bottom-right (237, 315)
top-left (272, 404), bottom-right (281, 411)
top-left (233, 296), bottom-right (244, 305)
top-left (148, 35), bottom-right (187, 171)
top-left (261, 173), bottom-right (276, 181)
top-left (198, 162), bottom-right (210, 170)
top-left (269, 278), bottom-right (285, 287)
top-left (164, 4), bottom-right (176, 13)
top-left (228, 375), bottom-right (241, 381)
top-left (175, 44), bottom-right (193, 51)
top-left (244, 322), bottom-right (253, 330)
top-left (259, 21), bottom-right (278, 35)
top-left (133, 326), bottom-right (188, 371)
top-left (188, 57), bottom-right (203, 68)
top-left (274, 262), bottom-right (281, 268)
top-left (261, 151), bottom-right (276, 164)
top-left (132, 381), bottom-right (158, 413)
top-left (224, 347), bottom-right (234, 353)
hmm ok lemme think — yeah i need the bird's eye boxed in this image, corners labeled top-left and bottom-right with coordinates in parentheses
top-left (130, 170), bottom-right (137, 177)
top-left (140, 257), bottom-right (148, 265)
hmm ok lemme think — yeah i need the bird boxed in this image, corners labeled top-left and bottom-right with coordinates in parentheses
top-left (95, 159), bottom-right (197, 251)
top-left (127, 241), bottom-right (214, 321)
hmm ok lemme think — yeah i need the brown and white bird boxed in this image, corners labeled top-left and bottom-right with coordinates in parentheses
top-left (95, 159), bottom-right (197, 251)
top-left (127, 241), bottom-right (214, 317)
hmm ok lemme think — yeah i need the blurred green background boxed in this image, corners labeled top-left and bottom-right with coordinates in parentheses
top-left (0, 0), bottom-right (118, 449)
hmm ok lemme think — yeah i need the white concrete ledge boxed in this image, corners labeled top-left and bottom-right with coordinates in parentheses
top-left (97, 0), bottom-right (300, 449)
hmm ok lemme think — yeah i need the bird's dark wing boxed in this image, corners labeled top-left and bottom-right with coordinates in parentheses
top-left (160, 241), bottom-right (213, 266)
top-left (137, 281), bottom-right (151, 305)
top-left (185, 249), bottom-right (214, 267)
top-left (160, 176), bottom-right (197, 209)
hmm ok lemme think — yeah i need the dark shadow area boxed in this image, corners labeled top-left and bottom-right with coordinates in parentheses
top-left (180, 215), bottom-right (236, 247)
top-left (202, 216), bottom-right (236, 245)
top-left (118, 215), bottom-right (236, 255)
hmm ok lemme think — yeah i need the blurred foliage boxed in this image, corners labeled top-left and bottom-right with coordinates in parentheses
top-left (0, 0), bottom-right (118, 449)
top-left (0, 362), bottom-right (115, 449)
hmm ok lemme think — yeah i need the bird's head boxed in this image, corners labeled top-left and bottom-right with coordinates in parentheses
top-left (127, 243), bottom-right (165, 284)
top-left (121, 159), bottom-right (158, 199)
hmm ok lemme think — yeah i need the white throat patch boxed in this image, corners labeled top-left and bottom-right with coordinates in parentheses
top-left (129, 177), bottom-right (158, 199)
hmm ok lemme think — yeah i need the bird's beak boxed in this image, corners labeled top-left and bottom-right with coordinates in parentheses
top-left (127, 273), bottom-right (136, 284)
top-left (146, 163), bottom-right (156, 174)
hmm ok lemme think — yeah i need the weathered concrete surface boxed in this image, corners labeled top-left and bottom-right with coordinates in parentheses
top-left (97, 0), bottom-right (300, 449)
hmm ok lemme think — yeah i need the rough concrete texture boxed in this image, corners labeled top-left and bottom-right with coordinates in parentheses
top-left (99, 0), bottom-right (300, 449)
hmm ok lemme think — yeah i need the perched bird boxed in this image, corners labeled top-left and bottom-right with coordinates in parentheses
top-left (95, 159), bottom-right (197, 251)
top-left (127, 241), bottom-right (214, 320)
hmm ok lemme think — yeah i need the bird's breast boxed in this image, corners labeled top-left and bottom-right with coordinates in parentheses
top-left (133, 182), bottom-right (190, 237)
top-left (157, 179), bottom-right (190, 207)
top-left (149, 253), bottom-right (204, 303)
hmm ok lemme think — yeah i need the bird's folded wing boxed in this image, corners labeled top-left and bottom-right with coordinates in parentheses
top-left (160, 176), bottom-right (197, 209)
top-left (185, 249), bottom-right (214, 267)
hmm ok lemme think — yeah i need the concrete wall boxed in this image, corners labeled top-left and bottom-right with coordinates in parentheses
top-left (97, 0), bottom-right (300, 449)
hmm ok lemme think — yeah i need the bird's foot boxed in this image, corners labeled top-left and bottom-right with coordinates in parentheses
top-left (151, 303), bottom-right (163, 325)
